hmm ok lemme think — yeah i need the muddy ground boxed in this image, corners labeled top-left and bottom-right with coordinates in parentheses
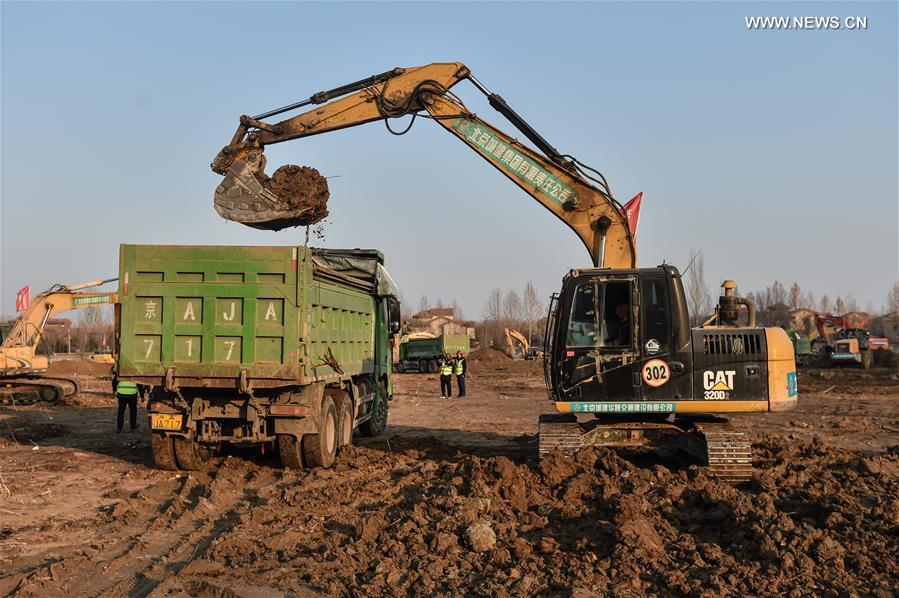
top-left (0, 361), bottom-right (896, 596)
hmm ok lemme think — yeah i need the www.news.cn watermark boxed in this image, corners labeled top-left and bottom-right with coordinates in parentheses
top-left (746, 16), bottom-right (868, 30)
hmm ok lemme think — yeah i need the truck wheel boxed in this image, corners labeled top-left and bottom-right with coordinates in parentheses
top-left (278, 434), bottom-right (305, 470)
top-left (302, 396), bottom-right (338, 468)
top-left (395, 363), bottom-right (405, 373)
top-left (861, 350), bottom-right (873, 369)
top-left (336, 395), bottom-right (354, 448)
top-left (428, 360), bottom-right (439, 373)
top-left (359, 391), bottom-right (388, 437)
top-left (174, 433), bottom-right (211, 471)
top-left (151, 432), bottom-right (179, 470)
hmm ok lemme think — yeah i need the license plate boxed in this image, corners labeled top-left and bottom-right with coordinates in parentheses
top-left (151, 414), bottom-right (183, 431)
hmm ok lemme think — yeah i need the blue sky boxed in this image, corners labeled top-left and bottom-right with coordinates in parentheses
top-left (2, 1), bottom-right (896, 318)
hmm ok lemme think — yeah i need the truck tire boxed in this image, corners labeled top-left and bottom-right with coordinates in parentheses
top-left (359, 389), bottom-right (388, 437)
top-left (861, 350), bottom-right (873, 370)
top-left (336, 395), bottom-right (354, 448)
top-left (302, 396), bottom-right (338, 468)
top-left (151, 432), bottom-right (179, 470)
top-left (428, 360), bottom-right (439, 373)
top-left (173, 433), bottom-right (211, 471)
top-left (278, 434), bottom-right (305, 470)
top-left (394, 362), bottom-right (405, 373)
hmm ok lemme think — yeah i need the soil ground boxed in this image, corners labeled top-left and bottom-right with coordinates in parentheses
top-left (0, 360), bottom-right (896, 596)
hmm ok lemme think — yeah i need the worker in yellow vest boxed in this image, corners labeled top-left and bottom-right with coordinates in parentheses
top-left (439, 353), bottom-right (454, 399)
top-left (113, 377), bottom-right (145, 432)
top-left (454, 351), bottom-right (467, 397)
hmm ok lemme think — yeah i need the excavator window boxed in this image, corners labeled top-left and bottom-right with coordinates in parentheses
top-left (566, 283), bottom-right (599, 348)
top-left (641, 277), bottom-right (671, 355)
top-left (565, 280), bottom-right (634, 350)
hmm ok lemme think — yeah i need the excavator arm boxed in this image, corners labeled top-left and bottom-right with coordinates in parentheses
top-left (504, 328), bottom-right (530, 357)
top-left (211, 62), bottom-right (637, 268)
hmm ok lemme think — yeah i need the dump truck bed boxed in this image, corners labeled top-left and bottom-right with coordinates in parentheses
top-left (118, 245), bottom-right (391, 389)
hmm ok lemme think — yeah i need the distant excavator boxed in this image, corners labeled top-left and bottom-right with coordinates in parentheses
top-left (1, 279), bottom-right (117, 403)
top-left (210, 62), bottom-right (797, 482)
top-left (504, 328), bottom-right (529, 359)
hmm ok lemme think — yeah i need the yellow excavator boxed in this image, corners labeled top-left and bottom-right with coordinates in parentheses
top-left (1, 279), bottom-right (117, 404)
top-left (211, 62), bottom-right (797, 482)
top-left (505, 327), bottom-right (530, 359)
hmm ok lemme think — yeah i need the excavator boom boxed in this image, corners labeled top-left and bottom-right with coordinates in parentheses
top-left (211, 62), bottom-right (637, 268)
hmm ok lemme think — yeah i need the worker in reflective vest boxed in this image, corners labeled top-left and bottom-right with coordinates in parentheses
top-left (439, 353), bottom-right (454, 399)
top-left (454, 351), bottom-right (467, 397)
top-left (113, 378), bottom-right (145, 432)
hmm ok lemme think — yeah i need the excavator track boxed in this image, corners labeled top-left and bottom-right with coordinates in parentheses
top-left (695, 424), bottom-right (753, 484)
top-left (0, 376), bottom-right (79, 406)
top-left (538, 414), bottom-right (753, 485)
top-left (538, 414), bottom-right (583, 456)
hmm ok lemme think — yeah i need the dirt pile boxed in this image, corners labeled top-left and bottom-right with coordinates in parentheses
top-left (468, 347), bottom-right (511, 363)
top-left (262, 164), bottom-right (329, 224)
top-left (37, 438), bottom-right (882, 597)
top-left (46, 359), bottom-right (112, 376)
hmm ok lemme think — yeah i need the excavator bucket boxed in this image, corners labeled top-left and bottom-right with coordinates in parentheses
top-left (213, 156), bottom-right (330, 231)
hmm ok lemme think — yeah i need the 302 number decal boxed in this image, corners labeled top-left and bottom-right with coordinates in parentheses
top-left (642, 359), bottom-right (670, 388)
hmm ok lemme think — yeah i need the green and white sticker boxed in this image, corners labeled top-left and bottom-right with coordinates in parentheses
top-left (72, 294), bottom-right (112, 306)
top-left (569, 402), bottom-right (675, 414)
top-left (451, 118), bottom-right (577, 207)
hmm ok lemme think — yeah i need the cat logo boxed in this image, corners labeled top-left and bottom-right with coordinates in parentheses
top-left (703, 370), bottom-right (735, 400)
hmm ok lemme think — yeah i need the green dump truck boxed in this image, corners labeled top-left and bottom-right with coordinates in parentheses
top-left (116, 245), bottom-right (400, 471)
top-left (395, 334), bottom-right (471, 373)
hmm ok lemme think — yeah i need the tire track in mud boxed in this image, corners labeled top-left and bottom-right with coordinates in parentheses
top-left (6, 460), bottom-right (262, 597)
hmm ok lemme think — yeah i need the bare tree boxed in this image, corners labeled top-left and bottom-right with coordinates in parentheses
top-left (820, 294), bottom-right (831, 314)
top-left (451, 299), bottom-right (464, 321)
top-left (789, 282), bottom-right (801, 309)
top-left (503, 290), bottom-right (524, 327)
top-left (835, 297), bottom-right (846, 315)
top-left (480, 288), bottom-right (503, 347)
top-left (887, 282), bottom-right (899, 314)
top-left (845, 295), bottom-right (859, 313)
top-left (418, 295), bottom-right (430, 315)
top-left (522, 281), bottom-right (542, 344)
top-left (765, 281), bottom-right (787, 307)
top-left (686, 249), bottom-right (712, 326)
top-left (803, 291), bottom-right (815, 310)
top-left (435, 297), bottom-right (444, 309)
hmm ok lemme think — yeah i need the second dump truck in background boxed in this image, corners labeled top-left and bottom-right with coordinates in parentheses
top-left (116, 245), bottom-right (401, 470)
top-left (394, 334), bottom-right (471, 373)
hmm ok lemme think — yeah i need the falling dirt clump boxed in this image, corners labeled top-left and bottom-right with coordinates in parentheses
top-left (262, 164), bottom-right (330, 224)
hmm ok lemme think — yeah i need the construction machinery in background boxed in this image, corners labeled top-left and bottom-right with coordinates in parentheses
top-left (791, 315), bottom-right (891, 369)
top-left (394, 333), bottom-right (470, 373)
top-left (1, 279), bottom-right (117, 403)
top-left (209, 62), bottom-right (797, 482)
top-left (831, 328), bottom-right (890, 369)
top-left (504, 328), bottom-right (530, 359)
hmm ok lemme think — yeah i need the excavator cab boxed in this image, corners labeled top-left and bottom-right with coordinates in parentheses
top-left (541, 266), bottom-right (797, 483)
top-left (546, 266), bottom-right (691, 406)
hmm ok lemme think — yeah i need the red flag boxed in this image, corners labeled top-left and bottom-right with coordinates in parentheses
top-left (15, 285), bottom-right (30, 312)
top-left (622, 192), bottom-right (643, 239)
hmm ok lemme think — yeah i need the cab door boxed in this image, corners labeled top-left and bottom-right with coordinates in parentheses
top-left (638, 275), bottom-right (692, 401)
top-left (557, 276), bottom-right (640, 403)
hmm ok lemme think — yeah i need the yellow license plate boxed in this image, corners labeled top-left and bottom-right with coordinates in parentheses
top-left (151, 414), bottom-right (183, 431)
